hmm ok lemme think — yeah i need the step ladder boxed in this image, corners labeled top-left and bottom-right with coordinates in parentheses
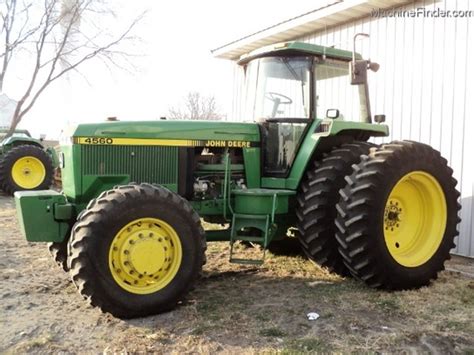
top-left (229, 213), bottom-right (271, 265)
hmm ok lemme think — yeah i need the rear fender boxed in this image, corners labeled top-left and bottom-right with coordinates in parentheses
top-left (286, 119), bottom-right (389, 189)
top-left (1, 136), bottom-right (43, 149)
top-left (1, 137), bottom-right (59, 168)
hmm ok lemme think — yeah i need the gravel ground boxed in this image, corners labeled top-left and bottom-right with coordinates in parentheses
top-left (1, 191), bottom-right (473, 353)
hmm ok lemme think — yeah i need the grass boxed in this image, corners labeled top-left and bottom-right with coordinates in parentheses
top-left (282, 338), bottom-right (331, 353)
top-left (259, 327), bottom-right (286, 337)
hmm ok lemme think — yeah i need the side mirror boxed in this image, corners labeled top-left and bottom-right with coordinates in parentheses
top-left (326, 109), bottom-right (340, 119)
top-left (374, 114), bottom-right (386, 123)
top-left (369, 62), bottom-right (380, 72)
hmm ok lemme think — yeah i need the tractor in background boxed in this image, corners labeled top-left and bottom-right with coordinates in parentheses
top-left (0, 128), bottom-right (56, 195)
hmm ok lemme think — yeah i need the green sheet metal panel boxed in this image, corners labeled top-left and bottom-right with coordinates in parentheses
top-left (15, 190), bottom-right (70, 242)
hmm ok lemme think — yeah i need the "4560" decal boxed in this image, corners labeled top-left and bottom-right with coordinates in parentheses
top-left (81, 137), bottom-right (114, 145)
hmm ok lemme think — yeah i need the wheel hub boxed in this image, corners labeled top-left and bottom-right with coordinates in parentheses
top-left (384, 200), bottom-right (402, 231)
top-left (383, 171), bottom-right (447, 267)
top-left (109, 218), bottom-right (182, 294)
top-left (11, 156), bottom-right (46, 189)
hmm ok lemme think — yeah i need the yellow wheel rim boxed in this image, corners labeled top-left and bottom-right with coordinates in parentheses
top-left (11, 156), bottom-right (46, 189)
top-left (108, 217), bottom-right (182, 294)
top-left (384, 171), bottom-right (447, 267)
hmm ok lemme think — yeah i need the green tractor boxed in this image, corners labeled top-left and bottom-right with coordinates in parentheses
top-left (0, 128), bottom-right (56, 195)
top-left (15, 39), bottom-right (460, 318)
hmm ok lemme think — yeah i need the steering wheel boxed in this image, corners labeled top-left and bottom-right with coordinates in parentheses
top-left (264, 92), bottom-right (293, 105)
top-left (265, 92), bottom-right (293, 118)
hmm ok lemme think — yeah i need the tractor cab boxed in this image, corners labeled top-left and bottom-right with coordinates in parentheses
top-left (238, 42), bottom-right (374, 176)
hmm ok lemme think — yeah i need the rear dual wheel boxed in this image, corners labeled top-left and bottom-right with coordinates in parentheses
top-left (68, 183), bottom-right (206, 318)
top-left (336, 141), bottom-right (460, 289)
top-left (296, 141), bottom-right (375, 275)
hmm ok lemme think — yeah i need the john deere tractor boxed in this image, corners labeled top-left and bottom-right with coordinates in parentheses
top-left (0, 128), bottom-right (56, 194)
top-left (15, 37), bottom-right (460, 318)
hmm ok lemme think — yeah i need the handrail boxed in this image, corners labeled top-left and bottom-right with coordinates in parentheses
top-left (223, 150), bottom-right (234, 221)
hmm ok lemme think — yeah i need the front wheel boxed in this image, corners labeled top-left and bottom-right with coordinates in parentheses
top-left (336, 141), bottom-right (461, 289)
top-left (48, 241), bottom-right (69, 272)
top-left (0, 145), bottom-right (53, 195)
top-left (68, 183), bottom-right (206, 318)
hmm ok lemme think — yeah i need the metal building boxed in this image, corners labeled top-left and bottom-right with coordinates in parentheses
top-left (213, 0), bottom-right (474, 257)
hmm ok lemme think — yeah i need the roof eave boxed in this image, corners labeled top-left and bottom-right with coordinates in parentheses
top-left (212, 0), bottom-right (413, 61)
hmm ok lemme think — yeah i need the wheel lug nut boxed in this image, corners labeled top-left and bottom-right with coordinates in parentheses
top-left (149, 233), bottom-right (153, 237)
top-left (124, 250), bottom-right (129, 255)
top-left (138, 233), bottom-right (143, 238)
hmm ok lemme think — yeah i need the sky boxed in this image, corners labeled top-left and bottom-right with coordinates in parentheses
top-left (6, 0), bottom-right (321, 139)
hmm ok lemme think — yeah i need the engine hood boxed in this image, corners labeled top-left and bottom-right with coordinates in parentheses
top-left (70, 120), bottom-right (261, 147)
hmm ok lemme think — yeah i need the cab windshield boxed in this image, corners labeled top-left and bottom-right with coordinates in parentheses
top-left (244, 57), bottom-right (312, 122)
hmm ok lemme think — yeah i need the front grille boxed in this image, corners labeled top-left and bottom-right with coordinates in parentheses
top-left (81, 145), bottom-right (178, 184)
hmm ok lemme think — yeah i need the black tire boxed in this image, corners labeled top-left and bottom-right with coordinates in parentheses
top-left (0, 145), bottom-right (53, 195)
top-left (68, 183), bottom-right (206, 318)
top-left (48, 241), bottom-right (69, 272)
top-left (335, 141), bottom-right (461, 289)
top-left (268, 237), bottom-right (304, 257)
top-left (296, 141), bottom-right (375, 275)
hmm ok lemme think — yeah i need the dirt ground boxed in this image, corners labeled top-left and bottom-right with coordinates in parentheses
top-left (1, 192), bottom-right (474, 354)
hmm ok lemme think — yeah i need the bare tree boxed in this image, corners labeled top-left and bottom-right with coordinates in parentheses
top-left (168, 91), bottom-right (224, 120)
top-left (0, 0), bottom-right (146, 136)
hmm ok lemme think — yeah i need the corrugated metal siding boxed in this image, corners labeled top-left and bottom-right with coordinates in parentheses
top-left (303, 0), bottom-right (474, 257)
top-left (231, 0), bottom-right (474, 257)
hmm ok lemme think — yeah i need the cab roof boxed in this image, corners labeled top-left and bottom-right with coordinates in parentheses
top-left (237, 41), bottom-right (361, 65)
